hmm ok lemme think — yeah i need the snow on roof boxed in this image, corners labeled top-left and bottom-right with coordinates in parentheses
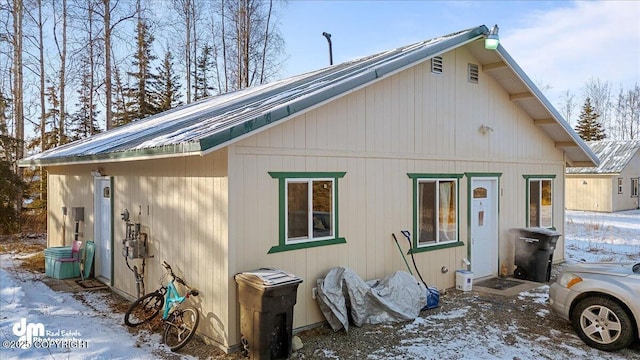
top-left (18, 27), bottom-right (485, 166)
top-left (567, 140), bottom-right (640, 174)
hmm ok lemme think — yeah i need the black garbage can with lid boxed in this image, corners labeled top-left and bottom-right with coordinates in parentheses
top-left (235, 268), bottom-right (303, 360)
top-left (512, 227), bottom-right (562, 282)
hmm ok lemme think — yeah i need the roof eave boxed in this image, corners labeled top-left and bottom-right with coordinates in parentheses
top-left (494, 46), bottom-right (600, 167)
top-left (18, 142), bottom-right (202, 167)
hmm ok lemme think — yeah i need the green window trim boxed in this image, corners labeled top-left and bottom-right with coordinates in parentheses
top-left (407, 173), bottom-right (464, 252)
top-left (408, 240), bottom-right (465, 254)
top-left (268, 171), bottom-right (346, 253)
top-left (523, 175), bottom-right (556, 228)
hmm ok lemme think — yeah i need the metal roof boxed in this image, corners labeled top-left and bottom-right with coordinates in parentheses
top-left (19, 25), bottom-right (598, 168)
top-left (567, 140), bottom-right (640, 174)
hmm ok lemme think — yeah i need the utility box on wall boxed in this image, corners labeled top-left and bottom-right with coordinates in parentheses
top-left (71, 207), bottom-right (84, 222)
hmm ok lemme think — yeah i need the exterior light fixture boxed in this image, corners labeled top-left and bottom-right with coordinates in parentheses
top-left (91, 168), bottom-right (104, 177)
top-left (485, 24), bottom-right (499, 50)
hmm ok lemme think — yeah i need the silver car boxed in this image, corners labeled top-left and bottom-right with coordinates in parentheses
top-left (549, 262), bottom-right (640, 351)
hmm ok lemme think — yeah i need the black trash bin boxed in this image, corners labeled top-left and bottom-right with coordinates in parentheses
top-left (512, 227), bottom-right (561, 282)
top-left (235, 268), bottom-right (303, 360)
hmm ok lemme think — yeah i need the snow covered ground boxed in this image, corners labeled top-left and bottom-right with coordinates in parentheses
top-left (0, 259), bottom-right (172, 359)
top-left (565, 209), bottom-right (640, 263)
top-left (1, 210), bottom-right (639, 359)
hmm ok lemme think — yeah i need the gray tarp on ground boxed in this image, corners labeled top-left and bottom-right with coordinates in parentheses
top-left (316, 267), bottom-right (426, 332)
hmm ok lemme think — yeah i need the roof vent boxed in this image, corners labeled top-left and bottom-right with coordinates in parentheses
top-left (431, 56), bottom-right (443, 74)
top-left (468, 63), bottom-right (479, 83)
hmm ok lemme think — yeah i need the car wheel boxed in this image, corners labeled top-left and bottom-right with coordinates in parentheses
top-left (570, 296), bottom-right (635, 351)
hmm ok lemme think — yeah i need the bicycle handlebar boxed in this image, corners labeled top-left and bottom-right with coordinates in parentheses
top-left (162, 261), bottom-right (196, 295)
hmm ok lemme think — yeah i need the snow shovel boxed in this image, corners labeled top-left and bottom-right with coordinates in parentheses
top-left (400, 230), bottom-right (440, 310)
top-left (392, 233), bottom-right (413, 275)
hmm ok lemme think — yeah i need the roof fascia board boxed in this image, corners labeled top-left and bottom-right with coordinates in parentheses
top-left (17, 142), bottom-right (202, 167)
top-left (566, 171), bottom-right (620, 176)
top-left (199, 26), bottom-right (488, 153)
top-left (495, 46), bottom-right (599, 166)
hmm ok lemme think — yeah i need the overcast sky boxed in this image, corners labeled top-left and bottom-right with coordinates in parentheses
top-left (277, 0), bottom-right (640, 109)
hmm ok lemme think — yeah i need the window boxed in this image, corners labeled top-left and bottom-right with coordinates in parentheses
top-left (524, 175), bottom-right (555, 228)
top-left (268, 172), bottom-right (346, 253)
top-left (632, 178), bottom-right (639, 197)
top-left (408, 174), bottom-right (464, 252)
top-left (618, 178), bottom-right (624, 194)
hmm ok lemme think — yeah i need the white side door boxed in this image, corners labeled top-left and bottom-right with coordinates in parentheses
top-left (94, 178), bottom-right (112, 282)
top-left (471, 178), bottom-right (499, 278)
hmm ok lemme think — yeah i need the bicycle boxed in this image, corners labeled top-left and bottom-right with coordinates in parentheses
top-left (124, 261), bottom-right (200, 351)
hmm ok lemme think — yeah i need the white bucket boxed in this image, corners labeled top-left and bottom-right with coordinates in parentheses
top-left (456, 270), bottom-right (473, 291)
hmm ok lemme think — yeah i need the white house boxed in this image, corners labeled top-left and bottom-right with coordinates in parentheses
top-left (566, 140), bottom-right (640, 212)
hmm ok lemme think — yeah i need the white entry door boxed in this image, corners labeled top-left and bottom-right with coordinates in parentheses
top-left (471, 178), bottom-right (499, 278)
top-left (94, 178), bottom-right (112, 282)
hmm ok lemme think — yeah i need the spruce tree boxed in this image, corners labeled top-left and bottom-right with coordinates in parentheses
top-left (112, 67), bottom-right (134, 127)
top-left (575, 97), bottom-right (606, 141)
top-left (69, 68), bottom-right (101, 140)
top-left (123, 14), bottom-right (159, 123)
top-left (193, 45), bottom-right (214, 101)
top-left (42, 85), bottom-right (64, 148)
top-left (153, 50), bottom-right (182, 112)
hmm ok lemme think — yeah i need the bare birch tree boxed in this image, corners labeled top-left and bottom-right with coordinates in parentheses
top-left (614, 84), bottom-right (640, 140)
top-left (216, 0), bottom-right (283, 91)
top-left (11, 0), bottom-right (24, 226)
top-left (52, 0), bottom-right (68, 145)
top-left (23, 0), bottom-right (46, 153)
top-left (583, 78), bottom-right (612, 137)
top-left (558, 89), bottom-right (576, 126)
top-left (94, 0), bottom-right (136, 130)
top-left (172, 0), bottom-right (200, 104)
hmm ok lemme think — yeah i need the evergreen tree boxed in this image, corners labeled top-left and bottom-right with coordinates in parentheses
top-left (112, 66), bottom-right (133, 127)
top-left (575, 97), bottom-right (606, 141)
top-left (69, 68), bottom-right (101, 140)
top-left (123, 14), bottom-right (159, 123)
top-left (42, 85), bottom-right (65, 148)
top-left (193, 44), bottom-right (214, 101)
top-left (153, 50), bottom-right (182, 112)
top-left (0, 157), bottom-right (25, 234)
top-left (0, 91), bottom-right (26, 233)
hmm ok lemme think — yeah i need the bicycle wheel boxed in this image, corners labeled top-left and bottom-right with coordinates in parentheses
top-left (124, 292), bottom-right (165, 327)
top-left (162, 306), bottom-right (200, 351)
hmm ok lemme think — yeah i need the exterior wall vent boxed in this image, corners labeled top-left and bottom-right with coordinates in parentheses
top-left (431, 56), bottom-right (443, 74)
top-left (468, 63), bottom-right (479, 83)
